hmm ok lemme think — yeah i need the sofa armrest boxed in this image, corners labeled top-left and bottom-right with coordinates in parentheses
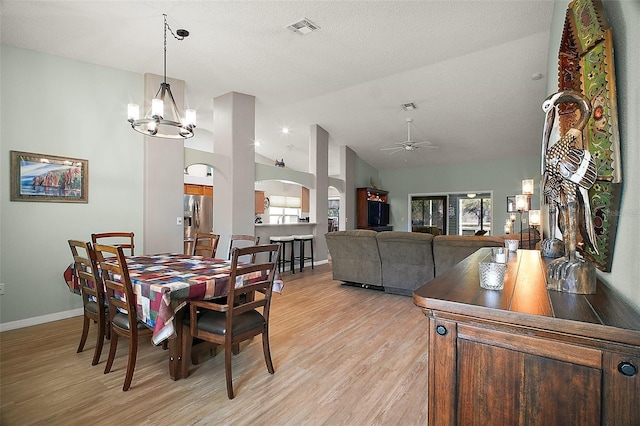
top-left (325, 230), bottom-right (382, 286)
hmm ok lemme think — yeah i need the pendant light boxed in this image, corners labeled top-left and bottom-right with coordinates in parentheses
top-left (127, 14), bottom-right (196, 139)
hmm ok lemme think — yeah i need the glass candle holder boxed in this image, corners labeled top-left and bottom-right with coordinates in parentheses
top-left (505, 239), bottom-right (519, 252)
top-left (479, 261), bottom-right (507, 290)
top-left (492, 247), bottom-right (507, 263)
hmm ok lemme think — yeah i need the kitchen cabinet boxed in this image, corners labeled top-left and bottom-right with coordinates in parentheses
top-left (301, 187), bottom-right (310, 213)
top-left (413, 249), bottom-right (640, 425)
top-left (184, 184), bottom-right (212, 197)
top-left (255, 190), bottom-right (265, 214)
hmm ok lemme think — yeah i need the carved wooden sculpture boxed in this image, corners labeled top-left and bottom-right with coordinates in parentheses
top-left (542, 91), bottom-right (598, 294)
top-left (557, 0), bottom-right (622, 272)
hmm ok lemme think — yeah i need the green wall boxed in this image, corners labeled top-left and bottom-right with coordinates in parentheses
top-left (379, 156), bottom-right (540, 234)
top-left (0, 46), bottom-right (144, 326)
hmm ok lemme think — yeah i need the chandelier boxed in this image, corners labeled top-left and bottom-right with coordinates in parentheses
top-left (127, 14), bottom-right (196, 139)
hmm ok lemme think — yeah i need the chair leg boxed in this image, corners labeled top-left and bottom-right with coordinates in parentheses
top-left (289, 241), bottom-right (295, 274)
top-left (181, 325), bottom-right (193, 378)
top-left (105, 318), bottom-right (111, 340)
top-left (225, 343), bottom-right (235, 399)
top-left (92, 318), bottom-right (105, 366)
top-left (262, 330), bottom-right (275, 374)
top-left (104, 333), bottom-right (118, 374)
top-left (123, 332), bottom-right (138, 391)
top-left (310, 239), bottom-right (314, 269)
top-left (77, 314), bottom-right (90, 353)
top-left (299, 240), bottom-right (305, 272)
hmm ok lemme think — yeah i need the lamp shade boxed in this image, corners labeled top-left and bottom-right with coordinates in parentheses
top-left (529, 209), bottom-right (541, 226)
top-left (522, 179), bottom-right (535, 195)
top-left (516, 194), bottom-right (529, 211)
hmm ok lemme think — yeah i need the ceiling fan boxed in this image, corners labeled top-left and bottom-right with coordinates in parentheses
top-left (381, 118), bottom-right (438, 155)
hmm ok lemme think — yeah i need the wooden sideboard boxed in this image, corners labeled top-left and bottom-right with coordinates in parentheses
top-left (413, 248), bottom-right (640, 425)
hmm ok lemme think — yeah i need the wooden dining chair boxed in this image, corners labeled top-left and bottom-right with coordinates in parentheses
top-left (193, 232), bottom-right (220, 258)
top-left (91, 232), bottom-right (135, 256)
top-left (228, 234), bottom-right (260, 262)
top-left (68, 240), bottom-right (109, 366)
top-left (182, 243), bottom-right (280, 399)
top-left (94, 243), bottom-right (153, 391)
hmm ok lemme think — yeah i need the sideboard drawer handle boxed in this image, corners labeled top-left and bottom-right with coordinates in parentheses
top-left (436, 325), bottom-right (447, 336)
top-left (618, 362), bottom-right (638, 377)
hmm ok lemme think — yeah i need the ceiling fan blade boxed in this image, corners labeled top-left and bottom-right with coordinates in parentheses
top-left (380, 146), bottom-right (402, 151)
top-left (388, 149), bottom-right (404, 155)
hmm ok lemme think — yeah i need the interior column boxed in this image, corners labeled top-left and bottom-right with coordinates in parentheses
top-left (143, 73), bottom-right (185, 255)
top-left (212, 92), bottom-right (256, 254)
top-left (309, 124), bottom-right (329, 260)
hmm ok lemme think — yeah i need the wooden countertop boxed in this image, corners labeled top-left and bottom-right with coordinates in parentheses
top-left (413, 248), bottom-right (640, 347)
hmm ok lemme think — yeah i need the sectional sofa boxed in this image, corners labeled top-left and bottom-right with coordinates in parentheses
top-left (325, 230), bottom-right (505, 296)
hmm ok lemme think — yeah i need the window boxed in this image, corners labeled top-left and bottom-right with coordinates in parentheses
top-left (269, 207), bottom-right (300, 224)
top-left (458, 196), bottom-right (492, 235)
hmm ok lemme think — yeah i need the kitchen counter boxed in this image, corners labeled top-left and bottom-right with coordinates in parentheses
top-left (254, 222), bottom-right (328, 269)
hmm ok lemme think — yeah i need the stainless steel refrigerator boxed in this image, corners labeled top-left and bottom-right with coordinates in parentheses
top-left (183, 194), bottom-right (213, 254)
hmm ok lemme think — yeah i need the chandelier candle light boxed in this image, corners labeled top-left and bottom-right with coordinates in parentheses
top-left (127, 14), bottom-right (196, 139)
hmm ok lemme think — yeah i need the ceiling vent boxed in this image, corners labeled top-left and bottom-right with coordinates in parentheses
top-left (287, 18), bottom-right (320, 35)
top-left (400, 102), bottom-right (418, 111)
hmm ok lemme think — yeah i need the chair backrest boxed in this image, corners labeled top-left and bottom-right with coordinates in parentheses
top-left (68, 240), bottom-right (104, 308)
top-left (91, 232), bottom-right (135, 256)
top-left (93, 244), bottom-right (138, 327)
top-left (228, 234), bottom-right (260, 262)
top-left (193, 232), bottom-right (220, 258)
top-left (226, 244), bottom-right (280, 333)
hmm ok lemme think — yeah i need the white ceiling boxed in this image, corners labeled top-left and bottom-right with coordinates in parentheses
top-left (1, 1), bottom-right (555, 175)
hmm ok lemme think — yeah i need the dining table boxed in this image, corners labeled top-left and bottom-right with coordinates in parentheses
top-left (64, 253), bottom-right (262, 380)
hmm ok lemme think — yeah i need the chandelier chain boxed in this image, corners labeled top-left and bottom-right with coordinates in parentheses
top-left (162, 13), bottom-right (185, 84)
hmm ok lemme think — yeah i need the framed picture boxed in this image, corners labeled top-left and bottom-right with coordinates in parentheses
top-left (10, 150), bottom-right (88, 203)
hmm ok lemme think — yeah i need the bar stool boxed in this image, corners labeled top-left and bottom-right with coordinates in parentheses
top-left (269, 235), bottom-right (295, 274)
top-left (293, 234), bottom-right (314, 272)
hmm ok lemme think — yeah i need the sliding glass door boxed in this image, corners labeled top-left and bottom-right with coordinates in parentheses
top-left (410, 192), bottom-right (493, 235)
top-left (411, 196), bottom-right (447, 235)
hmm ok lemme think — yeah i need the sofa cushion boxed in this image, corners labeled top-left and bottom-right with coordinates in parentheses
top-left (376, 231), bottom-right (435, 296)
top-left (325, 230), bottom-right (382, 286)
top-left (433, 235), bottom-right (505, 276)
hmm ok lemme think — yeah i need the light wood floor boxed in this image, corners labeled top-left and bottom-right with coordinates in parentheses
top-left (0, 264), bottom-right (429, 425)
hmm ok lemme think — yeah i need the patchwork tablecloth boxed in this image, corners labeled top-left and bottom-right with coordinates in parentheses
top-left (65, 254), bottom-right (260, 344)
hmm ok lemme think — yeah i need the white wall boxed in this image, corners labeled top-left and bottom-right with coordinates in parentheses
top-left (0, 46), bottom-right (144, 326)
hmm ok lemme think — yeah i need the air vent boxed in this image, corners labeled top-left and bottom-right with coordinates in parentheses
top-left (400, 102), bottom-right (417, 111)
top-left (287, 18), bottom-right (320, 35)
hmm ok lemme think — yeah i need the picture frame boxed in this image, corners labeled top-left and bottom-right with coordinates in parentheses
top-left (10, 150), bottom-right (88, 203)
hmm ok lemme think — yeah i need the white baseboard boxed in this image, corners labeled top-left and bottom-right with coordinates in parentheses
top-left (0, 308), bottom-right (83, 332)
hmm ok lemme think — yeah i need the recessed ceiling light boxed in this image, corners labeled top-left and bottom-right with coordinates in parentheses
top-left (253, 140), bottom-right (261, 147)
top-left (401, 102), bottom-right (417, 111)
top-left (281, 127), bottom-right (290, 134)
top-left (286, 18), bottom-right (320, 35)
top-left (531, 72), bottom-right (544, 81)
